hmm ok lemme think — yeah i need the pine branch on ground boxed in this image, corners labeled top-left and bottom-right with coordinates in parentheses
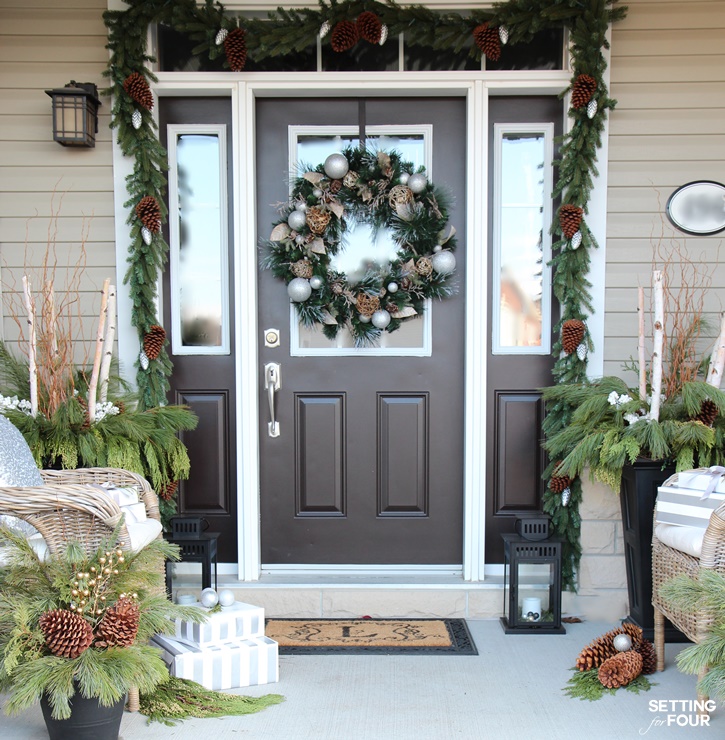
top-left (564, 668), bottom-right (655, 701)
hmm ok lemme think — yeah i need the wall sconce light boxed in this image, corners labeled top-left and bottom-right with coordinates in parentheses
top-left (45, 81), bottom-right (101, 148)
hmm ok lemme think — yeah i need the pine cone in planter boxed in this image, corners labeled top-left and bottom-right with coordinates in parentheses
top-left (123, 72), bottom-right (153, 111)
top-left (695, 399), bottom-right (718, 426)
top-left (39, 609), bottom-right (94, 659)
top-left (95, 597), bottom-right (140, 648)
top-left (473, 23), bottom-right (501, 61)
top-left (598, 650), bottom-right (643, 688)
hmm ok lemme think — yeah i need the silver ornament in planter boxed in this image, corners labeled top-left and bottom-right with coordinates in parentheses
top-left (323, 153), bottom-right (349, 180)
top-left (371, 309), bottom-right (391, 329)
top-left (407, 172), bottom-right (428, 194)
top-left (287, 210), bottom-right (307, 231)
top-left (287, 277), bottom-right (312, 302)
top-left (431, 250), bottom-right (456, 275)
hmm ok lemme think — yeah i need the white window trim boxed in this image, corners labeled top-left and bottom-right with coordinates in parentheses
top-left (167, 124), bottom-right (231, 356)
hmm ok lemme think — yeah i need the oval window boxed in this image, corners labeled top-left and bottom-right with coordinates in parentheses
top-left (666, 181), bottom-right (725, 236)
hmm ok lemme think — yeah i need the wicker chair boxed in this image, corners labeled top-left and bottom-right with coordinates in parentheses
top-left (0, 466), bottom-right (162, 712)
top-left (652, 499), bottom-right (725, 707)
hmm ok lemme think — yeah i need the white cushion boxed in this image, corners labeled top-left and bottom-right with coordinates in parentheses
top-left (655, 523), bottom-right (704, 559)
top-left (0, 414), bottom-right (43, 487)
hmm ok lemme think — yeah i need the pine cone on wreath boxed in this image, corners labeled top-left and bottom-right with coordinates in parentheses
top-left (635, 639), bottom-right (657, 675)
top-left (356, 293), bottom-right (381, 317)
top-left (576, 623), bottom-right (643, 671)
top-left (571, 74), bottom-right (597, 109)
top-left (330, 20), bottom-right (359, 53)
top-left (598, 650), bottom-right (643, 689)
top-left (473, 22), bottom-right (501, 62)
top-left (695, 399), bottom-right (718, 426)
top-left (123, 72), bottom-right (154, 111)
top-left (331, 280), bottom-right (344, 295)
top-left (224, 28), bottom-right (247, 72)
top-left (400, 277), bottom-right (412, 291)
top-left (357, 11), bottom-right (383, 44)
top-left (160, 480), bottom-right (179, 502)
top-left (329, 179), bottom-right (343, 194)
top-left (39, 609), bottom-right (94, 659)
top-left (143, 325), bottom-right (166, 361)
top-left (95, 596), bottom-right (140, 648)
top-left (386, 302), bottom-right (399, 315)
top-left (559, 204), bottom-right (584, 239)
top-left (135, 195), bottom-right (162, 233)
top-left (562, 319), bottom-right (586, 355)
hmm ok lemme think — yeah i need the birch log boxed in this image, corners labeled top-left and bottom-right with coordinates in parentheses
top-left (638, 286), bottom-right (647, 401)
top-left (706, 311), bottom-right (725, 389)
top-left (99, 285), bottom-right (117, 403)
top-left (87, 278), bottom-right (110, 421)
top-left (650, 270), bottom-right (664, 421)
top-left (21, 276), bottom-right (38, 418)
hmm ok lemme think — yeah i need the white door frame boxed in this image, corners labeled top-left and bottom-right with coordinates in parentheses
top-left (112, 69), bottom-right (609, 582)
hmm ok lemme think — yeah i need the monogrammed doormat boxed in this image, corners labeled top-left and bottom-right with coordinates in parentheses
top-left (265, 618), bottom-right (477, 655)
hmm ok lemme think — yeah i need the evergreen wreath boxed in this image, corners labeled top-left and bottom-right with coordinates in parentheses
top-left (261, 147), bottom-right (457, 346)
top-left (104, 0), bottom-right (629, 589)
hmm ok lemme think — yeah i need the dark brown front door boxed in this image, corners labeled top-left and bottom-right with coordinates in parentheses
top-left (256, 98), bottom-right (466, 565)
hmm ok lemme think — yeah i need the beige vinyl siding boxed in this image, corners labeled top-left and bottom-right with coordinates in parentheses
top-left (606, 0), bottom-right (725, 379)
top-left (0, 0), bottom-right (114, 367)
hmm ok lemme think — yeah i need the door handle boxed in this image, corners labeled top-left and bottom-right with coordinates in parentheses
top-left (264, 363), bottom-right (281, 438)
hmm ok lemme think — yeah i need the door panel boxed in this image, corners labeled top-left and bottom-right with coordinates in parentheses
top-left (256, 98), bottom-right (466, 565)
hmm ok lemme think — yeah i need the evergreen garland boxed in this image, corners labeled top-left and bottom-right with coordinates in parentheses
top-left (104, 1), bottom-right (628, 587)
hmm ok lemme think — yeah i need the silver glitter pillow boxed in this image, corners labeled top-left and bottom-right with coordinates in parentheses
top-left (0, 414), bottom-right (44, 487)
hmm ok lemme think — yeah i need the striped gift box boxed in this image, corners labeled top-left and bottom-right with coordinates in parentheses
top-left (655, 468), bottom-right (725, 529)
top-left (151, 634), bottom-right (279, 690)
top-left (174, 601), bottom-right (265, 646)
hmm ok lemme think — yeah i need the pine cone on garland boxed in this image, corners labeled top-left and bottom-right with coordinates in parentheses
top-left (559, 204), bottom-right (584, 239)
top-left (160, 480), bottom-right (179, 502)
top-left (635, 639), bottom-right (657, 675)
top-left (598, 650), bottom-right (643, 689)
top-left (473, 22), bottom-right (501, 62)
top-left (549, 465), bottom-right (572, 494)
top-left (123, 72), bottom-right (154, 111)
top-left (135, 195), bottom-right (162, 233)
top-left (562, 319), bottom-right (586, 355)
top-left (576, 623), bottom-right (643, 671)
top-left (224, 28), bottom-right (247, 72)
top-left (695, 399), bottom-right (718, 426)
top-left (95, 597), bottom-right (140, 648)
top-left (143, 325), bottom-right (166, 361)
top-left (39, 609), bottom-right (94, 659)
top-left (571, 74), bottom-right (597, 109)
top-left (330, 20), bottom-right (359, 53)
top-left (357, 11), bottom-right (383, 44)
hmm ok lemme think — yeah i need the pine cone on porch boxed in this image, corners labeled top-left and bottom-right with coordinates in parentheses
top-left (135, 195), bottom-right (162, 233)
top-left (635, 639), bottom-right (657, 675)
top-left (224, 28), bottom-right (247, 72)
top-left (559, 204), bottom-right (584, 239)
top-left (357, 11), bottom-right (383, 45)
top-left (571, 74), bottom-right (597, 109)
top-left (561, 319), bottom-right (586, 355)
top-left (95, 597), bottom-right (140, 648)
top-left (576, 623), bottom-right (643, 671)
top-left (473, 23), bottom-right (501, 62)
top-left (695, 399), bottom-right (718, 426)
top-left (598, 650), bottom-right (643, 688)
top-left (39, 609), bottom-right (94, 659)
top-left (123, 72), bottom-right (154, 111)
top-left (143, 325), bottom-right (166, 361)
top-left (330, 20), bottom-right (359, 53)
top-left (356, 293), bottom-right (381, 317)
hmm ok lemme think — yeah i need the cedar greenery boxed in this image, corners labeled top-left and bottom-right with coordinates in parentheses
top-left (564, 667), bottom-right (654, 702)
top-left (104, 0), bottom-right (628, 585)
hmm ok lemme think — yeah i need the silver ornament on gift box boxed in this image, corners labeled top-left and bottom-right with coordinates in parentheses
top-left (379, 24), bottom-right (388, 45)
top-left (371, 309), bottom-right (391, 329)
top-left (288, 277), bottom-right (312, 302)
top-left (319, 20), bottom-right (331, 39)
top-left (217, 589), bottom-right (235, 607)
top-left (587, 99), bottom-right (598, 119)
top-left (407, 172), bottom-right (428, 194)
top-left (561, 487), bottom-right (571, 506)
top-left (399, 172), bottom-right (409, 185)
top-left (141, 226), bottom-right (153, 246)
top-left (431, 250), bottom-right (456, 275)
top-left (139, 350), bottom-right (149, 370)
top-left (310, 275), bottom-right (324, 290)
top-left (323, 153), bottom-right (349, 180)
top-left (387, 281), bottom-right (398, 293)
top-left (215, 28), bottom-right (229, 45)
top-left (200, 588), bottom-right (218, 608)
top-left (499, 26), bottom-right (509, 45)
top-left (287, 210), bottom-right (307, 231)
top-left (576, 343), bottom-right (588, 361)
top-left (613, 633), bottom-right (632, 652)
top-left (570, 230), bottom-right (582, 250)
top-left (132, 109), bottom-right (142, 130)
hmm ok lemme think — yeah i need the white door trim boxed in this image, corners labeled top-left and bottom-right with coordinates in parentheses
top-left (111, 69), bottom-right (608, 583)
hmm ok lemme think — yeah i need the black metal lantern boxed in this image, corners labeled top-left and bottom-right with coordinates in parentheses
top-left (45, 81), bottom-right (101, 147)
top-left (500, 532), bottom-right (565, 634)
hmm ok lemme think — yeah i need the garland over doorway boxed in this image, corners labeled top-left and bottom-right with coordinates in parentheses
top-left (104, 0), bottom-right (628, 589)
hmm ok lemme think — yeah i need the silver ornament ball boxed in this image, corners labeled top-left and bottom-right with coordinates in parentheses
top-left (613, 633), bottom-right (632, 652)
top-left (200, 588), bottom-right (218, 608)
top-left (217, 589), bottom-right (235, 607)
top-left (313, 188), bottom-right (323, 199)
top-left (433, 245), bottom-right (443, 253)
top-left (310, 275), bottom-right (324, 290)
top-left (288, 277), bottom-right (312, 302)
top-left (295, 235), bottom-right (306, 244)
top-left (359, 314), bottom-right (371, 323)
top-left (407, 172), bottom-right (428, 194)
top-left (295, 201), bottom-right (308, 213)
top-left (323, 153), bottom-right (349, 180)
top-left (399, 172), bottom-right (409, 185)
top-left (387, 281), bottom-right (398, 293)
top-left (371, 309), bottom-right (391, 329)
top-left (287, 210), bottom-right (307, 231)
top-left (431, 250), bottom-right (456, 275)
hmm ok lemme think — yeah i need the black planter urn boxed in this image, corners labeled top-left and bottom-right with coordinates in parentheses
top-left (40, 689), bottom-right (125, 740)
top-left (620, 460), bottom-right (683, 641)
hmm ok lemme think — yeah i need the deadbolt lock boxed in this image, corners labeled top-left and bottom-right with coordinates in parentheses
top-left (264, 328), bottom-right (280, 348)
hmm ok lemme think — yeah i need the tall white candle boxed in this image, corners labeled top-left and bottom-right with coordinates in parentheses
top-left (522, 597), bottom-right (542, 621)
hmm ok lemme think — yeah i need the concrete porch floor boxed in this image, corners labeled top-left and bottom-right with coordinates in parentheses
top-left (1, 619), bottom-right (722, 740)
